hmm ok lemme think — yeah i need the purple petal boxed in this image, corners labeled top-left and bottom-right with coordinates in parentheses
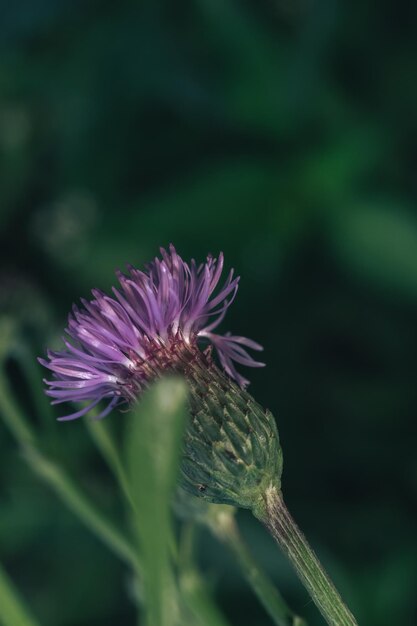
top-left (39, 245), bottom-right (266, 419)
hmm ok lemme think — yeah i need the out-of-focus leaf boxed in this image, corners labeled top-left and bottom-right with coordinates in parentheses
top-left (126, 377), bottom-right (188, 626)
top-left (330, 205), bottom-right (417, 301)
top-left (81, 160), bottom-right (314, 288)
top-left (180, 567), bottom-right (232, 626)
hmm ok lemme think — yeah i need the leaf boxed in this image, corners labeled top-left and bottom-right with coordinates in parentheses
top-left (125, 376), bottom-right (189, 626)
top-left (331, 204), bottom-right (417, 301)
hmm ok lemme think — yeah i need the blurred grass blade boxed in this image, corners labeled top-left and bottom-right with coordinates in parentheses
top-left (9, 342), bottom-right (56, 436)
top-left (0, 369), bottom-right (36, 447)
top-left (180, 569), bottom-right (232, 626)
top-left (23, 448), bottom-right (140, 573)
top-left (85, 416), bottom-right (135, 509)
top-left (126, 376), bottom-right (188, 626)
top-left (179, 523), bottom-right (232, 626)
top-left (0, 562), bottom-right (41, 626)
top-left (0, 366), bottom-right (140, 576)
top-left (208, 509), bottom-right (307, 626)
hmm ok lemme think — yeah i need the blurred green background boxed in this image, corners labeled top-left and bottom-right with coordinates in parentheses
top-left (1, 1), bottom-right (417, 625)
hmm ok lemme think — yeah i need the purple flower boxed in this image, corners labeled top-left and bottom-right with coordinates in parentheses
top-left (39, 245), bottom-right (264, 421)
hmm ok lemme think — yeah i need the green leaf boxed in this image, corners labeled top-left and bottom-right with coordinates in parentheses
top-left (126, 376), bottom-right (189, 626)
top-left (331, 204), bottom-right (417, 301)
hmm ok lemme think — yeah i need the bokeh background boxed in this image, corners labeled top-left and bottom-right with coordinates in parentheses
top-left (1, 1), bottom-right (417, 625)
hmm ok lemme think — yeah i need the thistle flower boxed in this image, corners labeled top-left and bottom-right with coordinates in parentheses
top-left (39, 245), bottom-right (264, 421)
top-left (39, 245), bottom-right (358, 626)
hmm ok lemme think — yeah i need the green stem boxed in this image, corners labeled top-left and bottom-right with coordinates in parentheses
top-left (256, 488), bottom-right (357, 626)
top-left (179, 523), bottom-right (232, 626)
top-left (10, 343), bottom-right (56, 432)
top-left (85, 416), bottom-right (135, 509)
top-left (0, 373), bottom-right (140, 577)
top-left (86, 409), bottom-right (180, 575)
top-left (0, 562), bottom-right (41, 626)
top-left (208, 509), bottom-right (306, 626)
top-left (24, 447), bottom-right (140, 574)
top-left (0, 374), bottom-right (36, 447)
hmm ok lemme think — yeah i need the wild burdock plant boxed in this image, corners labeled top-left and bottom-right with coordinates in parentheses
top-left (36, 245), bottom-right (358, 626)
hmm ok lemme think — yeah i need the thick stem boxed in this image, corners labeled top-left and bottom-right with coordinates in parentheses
top-left (256, 488), bottom-right (357, 626)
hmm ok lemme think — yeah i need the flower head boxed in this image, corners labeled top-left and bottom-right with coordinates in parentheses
top-left (40, 245), bottom-right (264, 420)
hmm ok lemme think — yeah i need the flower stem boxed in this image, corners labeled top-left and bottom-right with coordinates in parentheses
top-left (208, 508), bottom-right (306, 626)
top-left (255, 488), bottom-right (357, 626)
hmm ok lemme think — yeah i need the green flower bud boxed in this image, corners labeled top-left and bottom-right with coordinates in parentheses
top-left (180, 357), bottom-right (282, 511)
